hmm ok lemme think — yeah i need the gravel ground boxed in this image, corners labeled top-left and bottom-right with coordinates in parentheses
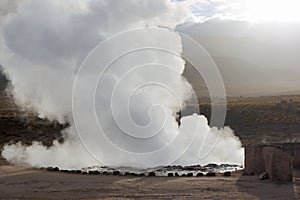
top-left (0, 158), bottom-right (299, 200)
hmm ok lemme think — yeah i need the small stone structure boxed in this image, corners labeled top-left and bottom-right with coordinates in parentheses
top-left (244, 143), bottom-right (300, 182)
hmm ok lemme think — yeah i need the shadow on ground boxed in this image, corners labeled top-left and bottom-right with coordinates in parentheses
top-left (236, 171), bottom-right (299, 200)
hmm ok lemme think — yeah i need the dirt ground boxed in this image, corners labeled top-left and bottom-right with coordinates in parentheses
top-left (1, 76), bottom-right (300, 199)
top-left (0, 157), bottom-right (299, 200)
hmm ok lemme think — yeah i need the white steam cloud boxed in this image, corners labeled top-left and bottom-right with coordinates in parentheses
top-left (0, 0), bottom-right (243, 169)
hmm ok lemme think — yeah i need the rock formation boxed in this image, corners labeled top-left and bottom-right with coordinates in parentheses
top-left (244, 143), bottom-right (299, 182)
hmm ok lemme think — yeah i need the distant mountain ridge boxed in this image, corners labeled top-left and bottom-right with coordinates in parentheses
top-left (183, 56), bottom-right (300, 97)
top-left (1, 61), bottom-right (299, 97)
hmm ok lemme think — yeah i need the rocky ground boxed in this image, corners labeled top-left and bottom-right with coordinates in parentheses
top-left (0, 157), bottom-right (299, 199)
top-left (44, 163), bottom-right (242, 177)
top-left (1, 73), bottom-right (300, 199)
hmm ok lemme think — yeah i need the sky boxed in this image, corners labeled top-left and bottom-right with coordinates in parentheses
top-left (176, 0), bottom-right (300, 23)
top-left (173, 0), bottom-right (300, 96)
top-left (0, 0), bottom-right (300, 97)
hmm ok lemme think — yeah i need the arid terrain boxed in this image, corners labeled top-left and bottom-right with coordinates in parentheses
top-left (1, 90), bottom-right (300, 149)
top-left (1, 76), bottom-right (300, 199)
top-left (200, 95), bottom-right (300, 145)
top-left (0, 157), bottom-right (299, 199)
top-left (1, 67), bottom-right (300, 148)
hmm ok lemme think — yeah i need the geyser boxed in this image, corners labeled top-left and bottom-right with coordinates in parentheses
top-left (0, 0), bottom-right (244, 169)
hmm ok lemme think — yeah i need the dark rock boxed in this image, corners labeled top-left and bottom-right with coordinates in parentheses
top-left (259, 172), bottom-right (268, 180)
top-left (263, 146), bottom-right (293, 182)
top-left (196, 173), bottom-right (204, 177)
top-left (46, 167), bottom-right (59, 172)
top-left (188, 165), bottom-right (203, 170)
top-left (113, 171), bottom-right (120, 175)
top-left (181, 174), bottom-right (186, 177)
top-left (124, 172), bottom-right (131, 176)
top-left (244, 145), bottom-right (265, 175)
top-left (187, 173), bottom-right (193, 177)
top-left (88, 171), bottom-right (95, 175)
top-left (183, 166), bottom-right (195, 171)
top-left (53, 167), bottom-right (59, 172)
top-left (244, 144), bottom-right (295, 182)
top-left (148, 172), bottom-right (156, 176)
top-left (168, 173), bottom-right (174, 177)
top-left (46, 167), bottom-right (54, 171)
top-left (193, 164), bottom-right (202, 167)
top-left (223, 171), bottom-right (231, 177)
top-left (220, 164), bottom-right (230, 168)
top-left (204, 163), bottom-right (219, 168)
top-left (206, 172), bottom-right (216, 177)
top-left (175, 172), bottom-right (179, 177)
top-left (182, 165), bottom-right (203, 171)
top-left (130, 173), bottom-right (138, 176)
top-left (139, 173), bottom-right (145, 176)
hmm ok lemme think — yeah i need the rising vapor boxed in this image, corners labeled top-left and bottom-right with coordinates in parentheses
top-left (0, 0), bottom-right (243, 169)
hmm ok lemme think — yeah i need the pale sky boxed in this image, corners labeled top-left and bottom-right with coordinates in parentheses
top-left (175, 0), bottom-right (300, 23)
top-left (173, 0), bottom-right (300, 96)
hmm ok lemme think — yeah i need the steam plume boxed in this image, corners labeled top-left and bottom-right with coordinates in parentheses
top-left (0, 0), bottom-right (243, 169)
